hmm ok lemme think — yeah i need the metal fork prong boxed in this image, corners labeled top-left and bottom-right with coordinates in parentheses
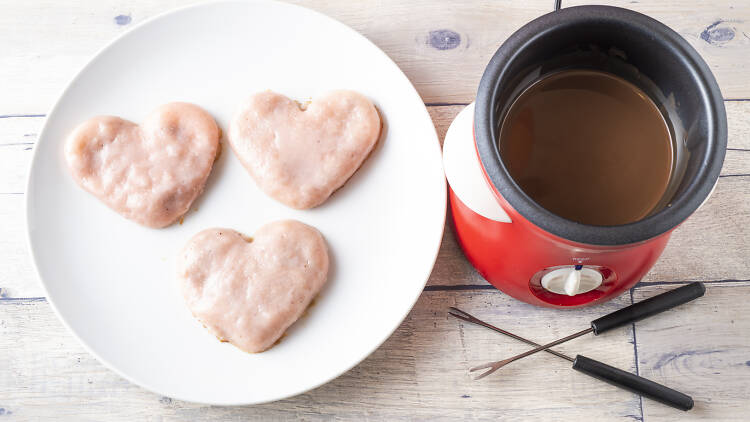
top-left (448, 311), bottom-right (472, 323)
top-left (471, 327), bottom-right (594, 379)
top-left (470, 357), bottom-right (515, 379)
top-left (469, 361), bottom-right (498, 372)
top-left (448, 307), bottom-right (486, 324)
top-left (449, 307), bottom-right (501, 330)
top-left (448, 306), bottom-right (471, 318)
top-left (449, 307), bottom-right (576, 363)
top-left (472, 364), bottom-right (503, 380)
top-left (453, 309), bottom-right (540, 379)
top-left (451, 307), bottom-right (587, 380)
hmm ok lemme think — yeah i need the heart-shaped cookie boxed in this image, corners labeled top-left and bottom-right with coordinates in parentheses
top-left (65, 102), bottom-right (220, 228)
top-left (228, 90), bottom-right (381, 209)
top-left (177, 220), bottom-right (329, 353)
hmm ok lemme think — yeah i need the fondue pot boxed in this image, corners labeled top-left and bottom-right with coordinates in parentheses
top-left (443, 5), bottom-right (726, 307)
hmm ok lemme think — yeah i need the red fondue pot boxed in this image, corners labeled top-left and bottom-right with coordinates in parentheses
top-left (443, 6), bottom-right (726, 307)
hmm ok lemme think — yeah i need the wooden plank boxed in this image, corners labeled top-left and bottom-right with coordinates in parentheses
top-left (2, 102), bottom-right (749, 194)
top-left (425, 105), bottom-right (750, 286)
top-left (0, 0), bottom-right (554, 113)
top-left (0, 0), bottom-right (203, 115)
top-left (0, 1), bottom-right (747, 419)
top-left (0, 116), bottom-right (41, 197)
top-left (0, 195), bottom-right (39, 299)
top-left (563, 0), bottom-right (750, 99)
top-left (0, 116), bottom-right (40, 146)
top-left (3, 0), bottom-right (748, 113)
top-left (0, 289), bottom-right (642, 420)
top-left (0, 144), bottom-right (29, 194)
top-left (1, 180), bottom-right (745, 296)
top-left (721, 150), bottom-right (749, 175)
top-left (645, 176), bottom-right (750, 284)
top-left (8, 119), bottom-right (744, 195)
top-left (632, 282), bottom-right (750, 420)
top-left (726, 101), bottom-right (750, 150)
top-left (5, 98), bottom-right (749, 150)
top-left (429, 175), bottom-right (750, 287)
top-left (1, 103), bottom-right (748, 295)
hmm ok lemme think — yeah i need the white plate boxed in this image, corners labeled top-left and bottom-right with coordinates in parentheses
top-left (26, 0), bottom-right (445, 405)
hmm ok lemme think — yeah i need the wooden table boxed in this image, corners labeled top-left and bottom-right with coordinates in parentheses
top-left (1, 1), bottom-right (748, 420)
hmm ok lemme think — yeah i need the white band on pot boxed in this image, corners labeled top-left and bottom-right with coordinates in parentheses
top-left (443, 103), bottom-right (511, 223)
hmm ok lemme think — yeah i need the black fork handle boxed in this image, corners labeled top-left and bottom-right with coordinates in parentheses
top-left (573, 355), bottom-right (693, 411)
top-left (591, 282), bottom-right (706, 335)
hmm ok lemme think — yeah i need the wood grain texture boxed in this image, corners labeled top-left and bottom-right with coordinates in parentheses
top-left (645, 176), bottom-right (750, 284)
top-left (8, 100), bottom-right (746, 194)
top-left (563, 0), bottom-right (750, 99)
top-left (0, 290), bottom-right (644, 421)
top-left (0, 195), bottom-right (37, 299)
top-left (0, 0), bottom-right (749, 420)
top-left (4, 0), bottom-right (747, 113)
top-left (0, 144), bottom-right (28, 194)
top-left (632, 282), bottom-right (750, 421)
top-left (0, 0), bottom-right (553, 113)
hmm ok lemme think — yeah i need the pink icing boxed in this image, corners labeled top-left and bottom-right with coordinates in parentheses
top-left (177, 220), bottom-right (329, 353)
top-left (228, 90), bottom-right (381, 209)
top-left (65, 102), bottom-right (219, 228)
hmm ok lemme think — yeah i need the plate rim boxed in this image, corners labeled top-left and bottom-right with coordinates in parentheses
top-left (24, 0), bottom-right (446, 405)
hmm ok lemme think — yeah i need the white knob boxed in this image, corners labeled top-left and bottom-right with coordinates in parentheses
top-left (564, 269), bottom-right (582, 296)
top-left (541, 267), bottom-right (603, 296)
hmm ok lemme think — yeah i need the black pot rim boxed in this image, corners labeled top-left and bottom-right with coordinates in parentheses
top-left (474, 5), bottom-right (727, 246)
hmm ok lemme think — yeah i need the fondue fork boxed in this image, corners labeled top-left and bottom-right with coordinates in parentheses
top-left (449, 307), bottom-right (694, 411)
top-left (470, 282), bottom-right (705, 380)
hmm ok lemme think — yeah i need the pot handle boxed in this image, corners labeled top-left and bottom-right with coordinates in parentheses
top-left (442, 103), bottom-right (512, 223)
